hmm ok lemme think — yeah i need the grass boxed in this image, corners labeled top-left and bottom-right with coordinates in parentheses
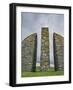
top-left (21, 68), bottom-right (64, 77)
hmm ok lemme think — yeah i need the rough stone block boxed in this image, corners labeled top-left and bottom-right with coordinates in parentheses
top-left (53, 33), bottom-right (64, 71)
top-left (21, 33), bottom-right (37, 72)
top-left (40, 27), bottom-right (50, 71)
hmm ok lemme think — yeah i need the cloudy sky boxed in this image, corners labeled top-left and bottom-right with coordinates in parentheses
top-left (21, 12), bottom-right (64, 66)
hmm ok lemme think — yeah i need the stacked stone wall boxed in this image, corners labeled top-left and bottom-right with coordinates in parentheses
top-left (53, 33), bottom-right (64, 71)
top-left (40, 27), bottom-right (50, 71)
top-left (21, 33), bottom-right (37, 72)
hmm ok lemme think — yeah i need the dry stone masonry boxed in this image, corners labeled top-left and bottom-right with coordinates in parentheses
top-left (21, 27), bottom-right (64, 72)
top-left (40, 27), bottom-right (50, 71)
top-left (53, 33), bottom-right (64, 71)
top-left (21, 33), bottom-right (37, 72)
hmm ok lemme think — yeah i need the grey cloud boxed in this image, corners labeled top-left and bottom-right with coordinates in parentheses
top-left (21, 12), bottom-right (64, 65)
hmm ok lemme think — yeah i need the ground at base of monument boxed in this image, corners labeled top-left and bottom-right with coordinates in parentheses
top-left (21, 68), bottom-right (64, 77)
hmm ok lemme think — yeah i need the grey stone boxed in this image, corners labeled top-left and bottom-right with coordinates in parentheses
top-left (21, 33), bottom-right (37, 72)
top-left (40, 27), bottom-right (50, 71)
top-left (53, 33), bottom-right (64, 71)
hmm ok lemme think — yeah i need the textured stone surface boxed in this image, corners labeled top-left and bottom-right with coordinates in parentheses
top-left (40, 27), bottom-right (50, 71)
top-left (21, 33), bottom-right (37, 72)
top-left (53, 33), bottom-right (64, 71)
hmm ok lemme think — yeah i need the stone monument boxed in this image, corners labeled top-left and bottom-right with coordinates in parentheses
top-left (53, 33), bottom-right (64, 71)
top-left (40, 27), bottom-right (50, 71)
top-left (21, 33), bottom-right (37, 72)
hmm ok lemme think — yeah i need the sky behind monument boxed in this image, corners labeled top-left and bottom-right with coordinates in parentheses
top-left (21, 12), bottom-right (64, 66)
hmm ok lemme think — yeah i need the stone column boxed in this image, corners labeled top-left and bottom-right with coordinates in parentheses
top-left (40, 27), bottom-right (50, 71)
top-left (53, 33), bottom-right (64, 71)
top-left (21, 33), bottom-right (37, 72)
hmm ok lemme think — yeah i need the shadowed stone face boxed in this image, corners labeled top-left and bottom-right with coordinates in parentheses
top-left (40, 27), bottom-right (50, 71)
top-left (53, 33), bottom-right (64, 71)
top-left (21, 33), bottom-right (37, 72)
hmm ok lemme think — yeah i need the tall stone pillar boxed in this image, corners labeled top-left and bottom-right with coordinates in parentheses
top-left (21, 33), bottom-right (37, 72)
top-left (53, 33), bottom-right (64, 71)
top-left (40, 27), bottom-right (50, 71)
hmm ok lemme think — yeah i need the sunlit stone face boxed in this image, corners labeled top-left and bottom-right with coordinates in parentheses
top-left (40, 27), bottom-right (50, 71)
